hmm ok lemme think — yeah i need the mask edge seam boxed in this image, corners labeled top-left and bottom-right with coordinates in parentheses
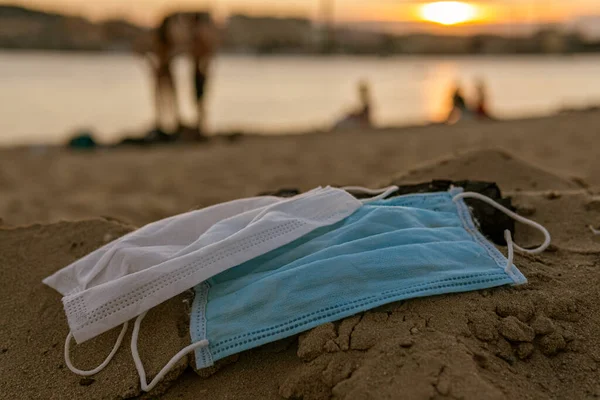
top-left (191, 282), bottom-right (213, 368)
top-left (207, 274), bottom-right (512, 358)
top-left (207, 272), bottom-right (509, 353)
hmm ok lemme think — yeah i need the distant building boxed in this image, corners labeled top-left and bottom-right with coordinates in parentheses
top-left (395, 34), bottom-right (472, 54)
top-left (334, 28), bottom-right (387, 54)
top-left (0, 5), bottom-right (143, 51)
top-left (224, 15), bottom-right (315, 53)
top-left (535, 28), bottom-right (568, 54)
top-left (567, 16), bottom-right (600, 41)
top-left (0, 5), bottom-right (599, 55)
top-left (102, 19), bottom-right (148, 51)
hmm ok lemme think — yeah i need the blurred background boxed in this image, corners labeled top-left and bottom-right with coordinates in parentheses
top-left (1, 0), bottom-right (600, 145)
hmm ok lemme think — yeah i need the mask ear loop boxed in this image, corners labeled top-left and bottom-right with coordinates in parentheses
top-left (64, 312), bottom-right (209, 392)
top-left (64, 322), bottom-right (129, 376)
top-left (453, 191), bottom-right (551, 273)
top-left (342, 186), bottom-right (399, 204)
top-left (131, 311), bottom-right (209, 392)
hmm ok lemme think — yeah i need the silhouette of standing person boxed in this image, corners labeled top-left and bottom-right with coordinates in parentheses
top-left (190, 12), bottom-right (218, 137)
top-left (136, 16), bottom-right (181, 138)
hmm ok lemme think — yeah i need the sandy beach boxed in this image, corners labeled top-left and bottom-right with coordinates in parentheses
top-left (2, 111), bottom-right (600, 399)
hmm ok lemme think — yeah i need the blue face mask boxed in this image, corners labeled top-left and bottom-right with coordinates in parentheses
top-left (189, 187), bottom-right (550, 370)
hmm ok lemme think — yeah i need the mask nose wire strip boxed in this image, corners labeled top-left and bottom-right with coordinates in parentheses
top-left (131, 311), bottom-right (210, 392)
top-left (64, 322), bottom-right (129, 377)
top-left (453, 191), bottom-right (552, 273)
top-left (342, 186), bottom-right (399, 204)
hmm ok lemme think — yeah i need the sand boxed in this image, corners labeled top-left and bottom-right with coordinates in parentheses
top-left (2, 111), bottom-right (600, 399)
top-left (3, 111), bottom-right (600, 228)
top-left (391, 148), bottom-right (580, 192)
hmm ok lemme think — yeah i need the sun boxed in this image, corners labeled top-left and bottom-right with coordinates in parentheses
top-left (420, 1), bottom-right (477, 26)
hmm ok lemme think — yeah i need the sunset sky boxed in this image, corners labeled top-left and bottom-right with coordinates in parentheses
top-left (2, 0), bottom-right (599, 28)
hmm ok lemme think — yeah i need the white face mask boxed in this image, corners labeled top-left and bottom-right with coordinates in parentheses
top-left (43, 186), bottom-right (366, 344)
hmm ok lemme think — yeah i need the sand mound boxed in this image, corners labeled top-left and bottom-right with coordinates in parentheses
top-left (392, 149), bottom-right (579, 192)
top-left (0, 220), bottom-right (192, 399)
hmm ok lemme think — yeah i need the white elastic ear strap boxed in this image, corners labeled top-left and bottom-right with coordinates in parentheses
top-left (64, 322), bottom-right (129, 377)
top-left (131, 312), bottom-right (209, 392)
top-left (453, 191), bottom-right (552, 272)
top-left (64, 313), bottom-right (209, 392)
top-left (342, 185), bottom-right (399, 203)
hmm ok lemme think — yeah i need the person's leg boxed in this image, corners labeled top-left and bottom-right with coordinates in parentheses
top-left (195, 70), bottom-right (207, 136)
top-left (154, 74), bottom-right (165, 131)
top-left (196, 102), bottom-right (205, 133)
top-left (163, 73), bottom-right (181, 132)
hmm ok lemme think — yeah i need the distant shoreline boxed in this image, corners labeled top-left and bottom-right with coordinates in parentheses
top-left (3, 4), bottom-right (600, 56)
top-left (4, 108), bottom-right (599, 150)
top-left (3, 47), bottom-right (600, 58)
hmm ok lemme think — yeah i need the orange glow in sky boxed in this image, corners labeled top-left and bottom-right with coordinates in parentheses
top-left (0, 0), bottom-right (598, 28)
top-left (345, 1), bottom-right (595, 27)
top-left (419, 2), bottom-right (478, 25)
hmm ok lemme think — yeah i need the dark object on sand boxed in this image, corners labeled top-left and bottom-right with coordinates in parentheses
top-left (68, 132), bottom-right (98, 149)
top-left (119, 128), bottom-right (179, 146)
top-left (68, 132), bottom-right (97, 149)
top-left (224, 132), bottom-right (244, 143)
top-left (386, 180), bottom-right (515, 246)
top-left (258, 188), bottom-right (301, 198)
top-left (118, 126), bottom-right (208, 147)
top-left (260, 181), bottom-right (514, 247)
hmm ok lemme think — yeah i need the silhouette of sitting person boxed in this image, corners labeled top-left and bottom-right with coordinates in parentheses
top-left (474, 79), bottom-right (492, 120)
top-left (445, 82), bottom-right (471, 124)
top-left (333, 80), bottom-right (373, 131)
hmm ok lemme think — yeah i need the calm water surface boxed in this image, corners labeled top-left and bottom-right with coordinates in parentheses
top-left (1, 51), bottom-right (600, 145)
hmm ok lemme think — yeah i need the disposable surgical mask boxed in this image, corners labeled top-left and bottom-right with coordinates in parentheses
top-left (189, 188), bottom-right (550, 374)
top-left (46, 185), bottom-right (398, 389)
top-left (47, 186), bottom-right (550, 393)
